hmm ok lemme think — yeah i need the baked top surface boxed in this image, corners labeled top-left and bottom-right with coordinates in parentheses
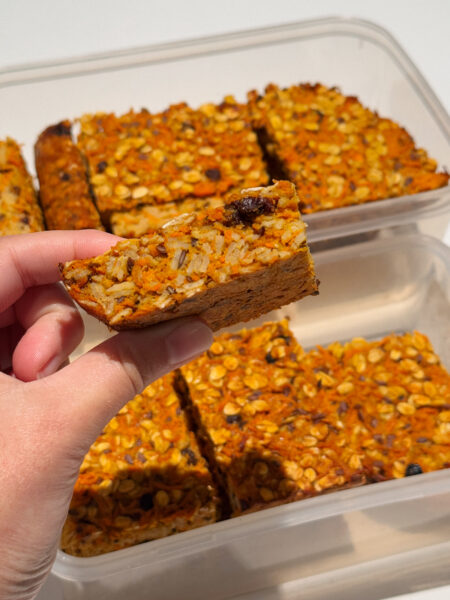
top-left (77, 98), bottom-right (269, 216)
top-left (248, 83), bottom-right (449, 212)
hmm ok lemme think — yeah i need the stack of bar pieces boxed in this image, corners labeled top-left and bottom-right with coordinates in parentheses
top-left (23, 82), bottom-right (447, 238)
top-left (0, 138), bottom-right (44, 235)
top-left (179, 321), bottom-right (450, 514)
top-left (61, 374), bottom-right (220, 557)
top-left (63, 320), bottom-right (450, 556)
top-left (247, 83), bottom-right (449, 213)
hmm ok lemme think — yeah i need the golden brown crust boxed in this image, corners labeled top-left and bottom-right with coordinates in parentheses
top-left (0, 138), bottom-right (44, 235)
top-left (60, 181), bottom-right (318, 331)
top-left (180, 324), bottom-right (450, 515)
top-left (62, 324), bottom-right (449, 555)
top-left (248, 83), bottom-right (449, 213)
top-left (77, 98), bottom-right (269, 222)
top-left (62, 374), bottom-right (219, 557)
top-left (34, 122), bottom-right (104, 230)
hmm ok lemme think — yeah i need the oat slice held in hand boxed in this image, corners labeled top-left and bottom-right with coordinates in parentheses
top-left (60, 181), bottom-right (319, 330)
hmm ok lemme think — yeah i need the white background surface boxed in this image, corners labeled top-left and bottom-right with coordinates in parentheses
top-left (0, 0), bottom-right (449, 115)
top-left (1, 1), bottom-right (449, 599)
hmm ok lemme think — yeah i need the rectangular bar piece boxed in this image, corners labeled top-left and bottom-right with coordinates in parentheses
top-left (61, 374), bottom-right (219, 557)
top-left (178, 320), bottom-right (367, 515)
top-left (110, 196), bottom-right (224, 238)
top-left (0, 138), bottom-right (44, 235)
top-left (60, 181), bottom-right (319, 331)
top-left (247, 83), bottom-right (449, 213)
top-left (179, 323), bottom-right (450, 516)
top-left (77, 97), bottom-right (269, 222)
top-left (34, 122), bottom-right (104, 230)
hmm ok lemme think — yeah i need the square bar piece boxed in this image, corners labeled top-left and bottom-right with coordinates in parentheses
top-left (60, 181), bottom-right (319, 331)
top-left (311, 332), bottom-right (450, 481)
top-left (61, 374), bottom-right (219, 557)
top-left (0, 138), bottom-right (44, 235)
top-left (110, 196), bottom-right (224, 238)
top-left (34, 122), bottom-right (104, 231)
top-left (178, 320), bottom-right (367, 515)
top-left (77, 97), bottom-right (269, 222)
top-left (179, 323), bottom-right (450, 516)
top-left (248, 83), bottom-right (449, 213)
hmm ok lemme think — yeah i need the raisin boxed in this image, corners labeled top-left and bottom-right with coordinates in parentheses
top-left (205, 168), bottom-right (221, 181)
top-left (139, 493), bottom-right (154, 511)
top-left (225, 196), bottom-right (276, 226)
top-left (405, 463), bottom-right (423, 476)
top-left (226, 414), bottom-right (243, 425)
top-left (181, 447), bottom-right (198, 466)
top-left (265, 352), bottom-right (277, 364)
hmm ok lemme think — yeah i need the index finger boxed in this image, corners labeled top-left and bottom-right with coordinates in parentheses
top-left (0, 230), bottom-right (120, 312)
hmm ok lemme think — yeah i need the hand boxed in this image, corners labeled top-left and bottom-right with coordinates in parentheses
top-left (0, 230), bottom-right (212, 600)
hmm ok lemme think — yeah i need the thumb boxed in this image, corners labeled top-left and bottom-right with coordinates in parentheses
top-left (42, 316), bottom-right (212, 451)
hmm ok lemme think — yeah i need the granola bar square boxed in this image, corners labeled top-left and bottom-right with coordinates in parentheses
top-left (248, 83), bottom-right (448, 213)
top-left (61, 374), bottom-right (219, 556)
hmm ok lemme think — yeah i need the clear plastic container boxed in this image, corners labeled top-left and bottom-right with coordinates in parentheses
top-left (3, 17), bottom-right (448, 599)
top-left (0, 17), bottom-right (449, 241)
top-left (54, 229), bottom-right (450, 600)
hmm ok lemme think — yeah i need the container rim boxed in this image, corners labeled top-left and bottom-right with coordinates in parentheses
top-left (53, 469), bottom-right (450, 580)
top-left (0, 16), bottom-right (449, 141)
top-left (304, 190), bottom-right (450, 243)
top-left (312, 229), bottom-right (450, 270)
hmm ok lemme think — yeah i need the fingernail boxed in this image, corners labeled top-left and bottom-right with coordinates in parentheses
top-left (165, 319), bottom-right (213, 367)
top-left (36, 356), bottom-right (63, 379)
